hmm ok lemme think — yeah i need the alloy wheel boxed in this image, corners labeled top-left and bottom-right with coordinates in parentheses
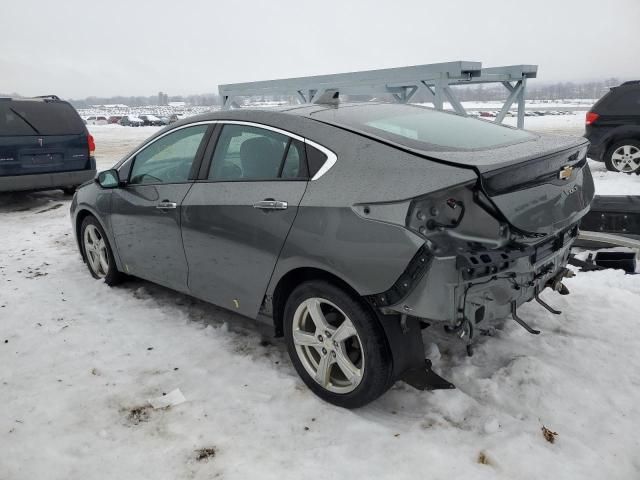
top-left (291, 298), bottom-right (364, 394)
top-left (611, 145), bottom-right (640, 172)
top-left (83, 224), bottom-right (109, 278)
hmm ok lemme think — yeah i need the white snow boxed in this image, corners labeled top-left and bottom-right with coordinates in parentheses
top-left (89, 125), bottom-right (161, 171)
top-left (1, 120), bottom-right (639, 480)
top-left (148, 388), bottom-right (186, 409)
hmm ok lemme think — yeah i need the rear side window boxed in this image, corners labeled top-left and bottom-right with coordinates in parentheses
top-left (305, 144), bottom-right (328, 178)
top-left (208, 124), bottom-right (307, 181)
top-left (599, 88), bottom-right (640, 115)
top-left (311, 103), bottom-right (534, 151)
top-left (0, 100), bottom-right (85, 136)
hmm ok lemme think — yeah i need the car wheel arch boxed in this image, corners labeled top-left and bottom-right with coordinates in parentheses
top-left (270, 266), bottom-right (429, 394)
top-left (270, 267), bottom-right (366, 337)
top-left (603, 127), bottom-right (640, 153)
top-left (75, 209), bottom-right (95, 261)
top-left (75, 209), bottom-right (120, 268)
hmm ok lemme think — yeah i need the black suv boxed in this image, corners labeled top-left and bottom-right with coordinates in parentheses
top-left (585, 81), bottom-right (640, 173)
top-left (0, 96), bottom-right (96, 194)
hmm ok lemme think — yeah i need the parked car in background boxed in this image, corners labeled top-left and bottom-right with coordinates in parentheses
top-left (167, 113), bottom-right (184, 124)
top-left (85, 115), bottom-right (108, 125)
top-left (108, 115), bottom-right (123, 124)
top-left (119, 115), bottom-right (144, 127)
top-left (0, 95), bottom-right (95, 194)
top-left (585, 80), bottom-right (640, 173)
top-left (71, 103), bottom-right (594, 408)
top-left (138, 114), bottom-right (165, 126)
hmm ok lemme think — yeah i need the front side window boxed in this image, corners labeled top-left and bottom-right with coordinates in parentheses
top-left (208, 124), bottom-right (306, 181)
top-left (129, 125), bottom-right (208, 185)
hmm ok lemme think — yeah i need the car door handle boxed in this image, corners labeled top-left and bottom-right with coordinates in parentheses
top-left (252, 200), bottom-right (288, 210)
top-left (156, 201), bottom-right (177, 210)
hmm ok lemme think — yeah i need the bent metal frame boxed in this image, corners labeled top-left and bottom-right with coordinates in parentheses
top-left (219, 61), bottom-right (538, 129)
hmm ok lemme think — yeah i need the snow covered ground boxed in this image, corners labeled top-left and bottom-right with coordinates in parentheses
top-left (1, 120), bottom-right (639, 480)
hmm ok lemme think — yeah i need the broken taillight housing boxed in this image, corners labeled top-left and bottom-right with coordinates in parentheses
top-left (406, 183), bottom-right (510, 249)
top-left (407, 185), bottom-right (473, 236)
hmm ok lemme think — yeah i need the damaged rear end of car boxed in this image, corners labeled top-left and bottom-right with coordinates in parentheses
top-left (367, 141), bottom-right (593, 343)
top-left (306, 103), bottom-right (595, 389)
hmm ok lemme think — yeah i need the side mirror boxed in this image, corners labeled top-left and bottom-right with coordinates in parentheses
top-left (96, 169), bottom-right (120, 189)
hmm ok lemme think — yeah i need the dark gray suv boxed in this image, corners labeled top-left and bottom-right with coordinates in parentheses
top-left (70, 103), bottom-right (594, 408)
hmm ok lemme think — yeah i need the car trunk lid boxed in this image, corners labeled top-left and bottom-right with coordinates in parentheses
top-left (418, 135), bottom-right (595, 235)
top-left (309, 103), bottom-right (595, 236)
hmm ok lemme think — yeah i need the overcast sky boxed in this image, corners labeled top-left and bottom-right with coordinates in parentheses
top-left (1, 0), bottom-right (638, 99)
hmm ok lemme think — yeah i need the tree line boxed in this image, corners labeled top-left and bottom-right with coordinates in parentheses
top-left (4, 78), bottom-right (623, 108)
top-left (448, 77), bottom-right (622, 102)
top-left (68, 93), bottom-right (223, 108)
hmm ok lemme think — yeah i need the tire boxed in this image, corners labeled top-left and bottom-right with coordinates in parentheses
top-left (604, 139), bottom-right (640, 173)
top-left (283, 280), bottom-right (393, 408)
top-left (80, 215), bottom-right (124, 286)
top-left (62, 186), bottom-right (77, 196)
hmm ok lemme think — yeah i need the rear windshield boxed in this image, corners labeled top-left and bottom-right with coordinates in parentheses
top-left (0, 100), bottom-right (85, 136)
top-left (310, 103), bottom-right (534, 151)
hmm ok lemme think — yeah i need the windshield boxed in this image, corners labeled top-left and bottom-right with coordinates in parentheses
top-left (310, 103), bottom-right (534, 151)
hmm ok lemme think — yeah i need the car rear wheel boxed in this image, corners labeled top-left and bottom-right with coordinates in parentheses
top-left (283, 280), bottom-right (393, 408)
top-left (81, 216), bottom-right (123, 285)
top-left (604, 139), bottom-right (640, 173)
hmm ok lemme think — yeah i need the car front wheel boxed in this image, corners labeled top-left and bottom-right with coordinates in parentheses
top-left (604, 139), bottom-right (640, 173)
top-left (284, 280), bottom-right (393, 408)
top-left (80, 216), bottom-right (123, 285)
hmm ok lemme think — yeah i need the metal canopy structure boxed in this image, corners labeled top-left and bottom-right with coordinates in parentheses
top-left (219, 61), bottom-right (538, 128)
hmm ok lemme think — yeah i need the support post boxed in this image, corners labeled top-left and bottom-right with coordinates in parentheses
top-left (495, 81), bottom-right (523, 123)
top-left (517, 77), bottom-right (527, 129)
top-left (442, 85), bottom-right (467, 115)
top-left (433, 76), bottom-right (446, 110)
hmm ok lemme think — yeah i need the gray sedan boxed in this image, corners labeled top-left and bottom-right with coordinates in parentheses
top-left (70, 103), bottom-right (594, 408)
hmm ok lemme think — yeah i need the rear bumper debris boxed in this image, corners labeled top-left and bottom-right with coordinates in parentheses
top-left (384, 225), bottom-right (578, 328)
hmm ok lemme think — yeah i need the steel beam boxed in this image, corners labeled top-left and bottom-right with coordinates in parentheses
top-left (219, 61), bottom-right (538, 128)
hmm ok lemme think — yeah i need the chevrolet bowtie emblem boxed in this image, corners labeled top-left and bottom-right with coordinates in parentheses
top-left (558, 165), bottom-right (573, 180)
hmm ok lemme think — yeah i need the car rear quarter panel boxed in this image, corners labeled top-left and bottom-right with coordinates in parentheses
top-left (263, 120), bottom-right (477, 297)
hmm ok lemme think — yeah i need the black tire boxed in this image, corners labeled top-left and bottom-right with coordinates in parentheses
top-left (62, 186), bottom-right (77, 196)
top-left (604, 139), bottom-right (640, 173)
top-left (80, 215), bottom-right (124, 286)
top-left (283, 280), bottom-right (393, 408)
